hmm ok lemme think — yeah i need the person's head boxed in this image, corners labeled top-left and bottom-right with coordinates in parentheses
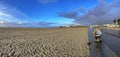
top-left (94, 26), bottom-right (100, 31)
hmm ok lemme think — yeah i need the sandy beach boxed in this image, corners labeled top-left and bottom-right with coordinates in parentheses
top-left (0, 28), bottom-right (89, 57)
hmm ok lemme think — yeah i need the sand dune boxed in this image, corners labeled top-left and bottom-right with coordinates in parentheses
top-left (0, 28), bottom-right (89, 57)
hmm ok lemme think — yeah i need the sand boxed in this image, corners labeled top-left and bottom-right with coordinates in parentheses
top-left (0, 28), bottom-right (89, 57)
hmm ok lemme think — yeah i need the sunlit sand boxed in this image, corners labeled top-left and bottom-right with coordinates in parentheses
top-left (0, 28), bottom-right (89, 57)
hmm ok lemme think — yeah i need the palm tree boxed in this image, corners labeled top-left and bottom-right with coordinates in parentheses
top-left (118, 19), bottom-right (120, 25)
top-left (113, 20), bottom-right (117, 25)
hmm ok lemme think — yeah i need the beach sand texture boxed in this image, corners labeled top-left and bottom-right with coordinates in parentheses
top-left (0, 28), bottom-right (89, 57)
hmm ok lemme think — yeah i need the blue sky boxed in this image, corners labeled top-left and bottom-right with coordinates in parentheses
top-left (0, 0), bottom-right (120, 27)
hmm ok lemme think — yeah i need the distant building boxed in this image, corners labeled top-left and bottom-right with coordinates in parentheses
top-left (92, 25), bottom-right (98, 27)
top-left (103, 24), bottom-right (119, 27)
top-left (65, 24), bottom-right (70, 27)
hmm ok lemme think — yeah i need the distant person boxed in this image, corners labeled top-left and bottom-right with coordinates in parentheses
top-left (93, 27), bottom-right (102, 42)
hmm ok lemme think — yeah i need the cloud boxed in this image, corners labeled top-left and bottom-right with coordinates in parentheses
top-left (0, 20), bottom-right (4, 24)
top-left (77, 7), bottom-right (86, 13)
top-left (58, 0), bottom-right (120, 25)
top-left (59, 11), bottom-right (78, 19)
top-left (0, 4), bottom-right (31, 22)
top-left (0, 20), bottom-right (57, 27)
top-left (38, 0), bottom-right (57, 4)
top-left (0, 11), bottom-right (14, 18)
top-left (0, 3), bottom-right (58, 27)
top-left (35, 22), bottom-right (57, 26)
top-left (0, 20), bottom-right (21, 27)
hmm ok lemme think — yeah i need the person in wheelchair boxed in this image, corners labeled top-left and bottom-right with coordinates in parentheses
top-left (93, 27), bottom-right (102, 42)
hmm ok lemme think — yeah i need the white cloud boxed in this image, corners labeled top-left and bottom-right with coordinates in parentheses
top-left (0, 4), bottom-right (32, 22)
top-left (0, 11), bottom-right (14, 18)
top-left (0, 20), bottom-right (4, 24)
top-left (0, 19), bottom-right (57, 27)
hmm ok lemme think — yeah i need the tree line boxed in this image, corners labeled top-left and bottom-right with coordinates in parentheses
top-left (113, 19), bottom-right (120, 25)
